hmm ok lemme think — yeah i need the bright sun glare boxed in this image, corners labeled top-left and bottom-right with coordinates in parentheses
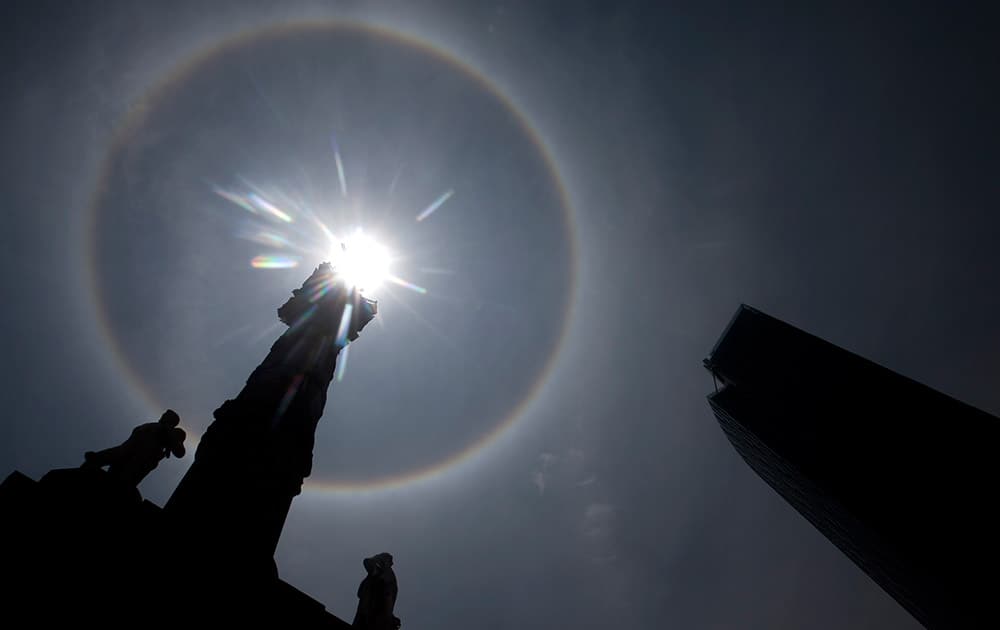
top-left (331, 231), bottom-right (391, 291)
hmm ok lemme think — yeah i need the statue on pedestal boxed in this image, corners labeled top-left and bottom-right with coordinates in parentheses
top-left (353, 552), bottom-right (401, 630)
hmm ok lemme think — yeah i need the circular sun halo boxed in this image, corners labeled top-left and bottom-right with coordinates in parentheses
top-left (332, 231), bottom-right (391, 292)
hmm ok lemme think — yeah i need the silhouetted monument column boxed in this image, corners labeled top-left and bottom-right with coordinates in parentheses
top-left (166, 263), bottom-right (375, 565)
top-left (0, 262), bottom-right (365, 628)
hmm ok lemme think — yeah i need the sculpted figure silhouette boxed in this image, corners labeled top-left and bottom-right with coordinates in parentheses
top-left (352, 552), bottom-right (401, 630)
top-left (83, 410), bottom-right (186, 487)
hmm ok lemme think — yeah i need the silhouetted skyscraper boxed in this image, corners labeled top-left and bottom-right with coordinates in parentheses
top-left (705, 305), bottom-right (1000, 629)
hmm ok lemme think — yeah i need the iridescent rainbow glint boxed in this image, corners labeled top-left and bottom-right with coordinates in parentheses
top-left (251, 255), bottom-right (300, 269)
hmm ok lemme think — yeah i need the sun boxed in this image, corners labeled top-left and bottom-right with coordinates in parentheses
top-left (331, 230), bottom-right (392, 292)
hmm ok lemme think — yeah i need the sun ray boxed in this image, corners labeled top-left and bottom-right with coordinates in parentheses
top-left (242, 66), bottom-right (288, 128)
top-left (335, 343), bottom-right (350, 381)
top-left (247, 193), bottom-right (293, 223)
top-left (212, 323), bottom-right (255, 348)
top-left (415, 189), bottom-right (454, 222)
top-left (331, 134), bottom-right (348, 198)
top-left (213, 185), bottom-right (257, 214)
top-left (274, 374), bottom-right (304, 423)
top-left (388, 164), bottom-right (402, 196)
top-left (418, 266), bottom-right (456, 275)
top-left (250, 320), bottom-right (286, 345)
top-left (335, 303), bottom-right (354, 347)
top-left (239, 227), bottom-right (294, 249)
top-left (382, 284), bottom-right (458, 351)
top-left (420, 289), bottom-right (516, 314)
top-left (386, 274), bottom-right (427, 294)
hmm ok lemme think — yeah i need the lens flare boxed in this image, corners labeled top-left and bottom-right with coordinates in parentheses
top-left (416, 189), bottom-right (454, 222)
top-left (335, 302), bottom-right (354, 347)
top-left (248, 193), bottom-right (293, 223)
top-left (251, 255), bottom-right (300, 269)
top-left (335, 343), bottom-right (350, 381)
top-left (331, 134), bottom-right (348, 198)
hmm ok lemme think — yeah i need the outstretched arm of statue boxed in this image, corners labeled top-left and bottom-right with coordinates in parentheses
top-left (83, 445), bottom-right (125, 469)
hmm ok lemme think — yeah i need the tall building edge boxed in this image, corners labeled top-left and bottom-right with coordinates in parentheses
top-left (705, 305), bottom-right (1000, 629)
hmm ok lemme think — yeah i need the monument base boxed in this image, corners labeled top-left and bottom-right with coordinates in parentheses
top-left (0, 468), bottom-right (350, 629)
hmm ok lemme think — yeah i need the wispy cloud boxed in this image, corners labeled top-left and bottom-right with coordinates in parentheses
top-left (582, 503), bottom-right (616, 540)
top-left (532, 470), bottom-right (547, 495)
top-left (532, 451), bottom-right (558, 495)
top-left (531, 448), bottom-right (600, 495)
top-left (576, 475), bottom-right (598, 487)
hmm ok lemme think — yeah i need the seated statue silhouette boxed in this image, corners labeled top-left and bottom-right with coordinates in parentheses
top-left (353, 552), bottom-right (401, 630)
top-left (82, 410), bottom-right (186, 487)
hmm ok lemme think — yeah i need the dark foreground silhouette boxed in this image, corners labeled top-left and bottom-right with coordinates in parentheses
top-left (354, 553), bottom-right (402, 630)
top-left (1, 264), bottom-right (385, 628)
top-left (83, 409), bottom-right (186, 487)
top-left (706, 305), bottom-right (1000, 630)
top-left (1, 462), bottom-right (359, 628)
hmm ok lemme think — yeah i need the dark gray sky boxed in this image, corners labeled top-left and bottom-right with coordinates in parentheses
top-left (2, 1), bottom-right (996, 628)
